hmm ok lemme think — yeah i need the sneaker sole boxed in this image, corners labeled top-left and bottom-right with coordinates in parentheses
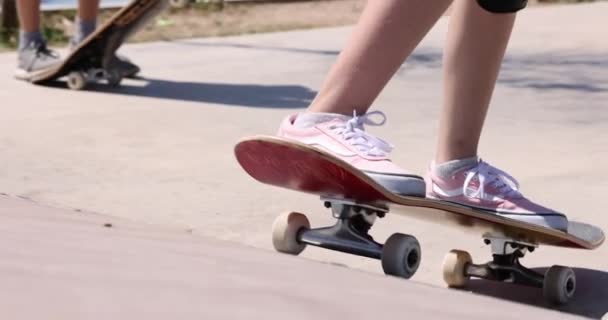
top-left (426, 194), bottom-right (568, 231)
top-left (365, 171), bottom-right (426, 197)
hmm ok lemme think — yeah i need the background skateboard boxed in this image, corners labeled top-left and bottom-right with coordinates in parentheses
top-left (28, 0), bottom-right (170, 90)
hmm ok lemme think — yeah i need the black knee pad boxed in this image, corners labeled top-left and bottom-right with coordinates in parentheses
top-left (477, 0), bottom-right (528, 13)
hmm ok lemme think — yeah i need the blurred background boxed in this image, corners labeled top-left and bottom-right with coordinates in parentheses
top-left (0, 0), bottom-right (601, 51)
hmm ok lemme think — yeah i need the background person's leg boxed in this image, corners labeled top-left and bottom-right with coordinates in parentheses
top-left (73, 0), bottom-right (100, 44)
top-left (16, 0), bottom-right (43, 49)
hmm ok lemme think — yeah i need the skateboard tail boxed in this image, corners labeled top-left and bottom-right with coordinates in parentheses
top-left (235, 138), bottom-right (390, 203)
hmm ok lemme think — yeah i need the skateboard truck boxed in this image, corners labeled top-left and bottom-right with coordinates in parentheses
top-left (484, 234), bottom-right (537, 255)
top-left (297, 199), bottom-right (387, 259)
top-left (271, 198), bottom-right (422, 279)
top-left (67, 68), bottom-right (122, 90)
top-left (466, 235), bottom-right (543, 288)
top-left (443, 234), bottom-right (577, 306)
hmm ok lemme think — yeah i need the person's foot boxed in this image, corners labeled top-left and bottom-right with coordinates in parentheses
top-left (426, 158), bottom-right (568, 231)
top-left (277, 111), bottom-right (426, 196)
top-left (15, 41), bottom-right (62, 80)
top-left (69, 38), bottom-right (140, 78)
top-left (109, 54), bottom-right (141, 78)
top-left (70, 18), bottom-right (140, 79)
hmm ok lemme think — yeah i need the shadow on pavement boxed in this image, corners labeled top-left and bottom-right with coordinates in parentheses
top-left (43, 78), bottom-right (316, 109)
top-left (176, 41), bottom-right (607, 94)
top-left (36, 43), bottom-right (606, 107)
top-left (464, 267), bottom-right (608, 319)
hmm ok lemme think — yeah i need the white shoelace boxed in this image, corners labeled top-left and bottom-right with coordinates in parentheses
top-left (463, 161), bottom-right (522, 199)
top-left (327, 111), bottom-right (393, 157)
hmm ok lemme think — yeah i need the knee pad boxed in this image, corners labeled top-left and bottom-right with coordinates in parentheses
top-left (477, 0), bottom-right (528, 13)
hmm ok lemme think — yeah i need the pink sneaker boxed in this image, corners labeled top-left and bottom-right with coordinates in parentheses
top-left (278, 111), bottom-right (425, 196)
top-left (426, 159), bottom-right (568, 231)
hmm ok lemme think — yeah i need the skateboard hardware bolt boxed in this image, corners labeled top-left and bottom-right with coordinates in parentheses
top-left (324, 201), bottom-right (331, 208)
top-left (484, 239), bottom-right (491, 245)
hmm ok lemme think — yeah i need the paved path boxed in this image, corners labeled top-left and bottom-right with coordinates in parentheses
top-left (1, 2), bottom-right (607, 318)
top-left (0, 194), bottom-right (585, 319)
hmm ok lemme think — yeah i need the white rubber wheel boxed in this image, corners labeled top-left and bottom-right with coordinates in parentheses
top-left (381, 233), bottom-right (421, 279)
top-left (442, 249), bottom-right (472, 288)
top-left (107, 69), bottom-right (122, 87)
top-left (170, 0), bottom-right (191, 8)
top-left (67, 71), bottom-right (86, 90)
top-left (271, 212), bottom-right (310, 255)
top-left (543, 265), bottom-right (576, 305)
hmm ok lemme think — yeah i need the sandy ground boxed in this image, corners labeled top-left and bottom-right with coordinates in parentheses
top-left (1, 0), bottom-right (367, 50)
top-left (0, 1), bottom-right (607, 318)
top-left (2, 0), bottom-right (582, 50)
top-left (130, 0), bottom-right (367, 41)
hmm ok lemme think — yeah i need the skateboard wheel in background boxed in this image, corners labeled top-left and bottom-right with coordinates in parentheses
top-left (442, 249), bottom-right (472, 288)
top-left (543, 265), bottom-right (576, 305)
top-left (381, 233), bottom-right (421, 279)
top-left (107, 69), bottom-right (122, 87)
top-left (271, 212), bottom-right (310, 255)
top-left (67, 71), bottom-right (87, 90)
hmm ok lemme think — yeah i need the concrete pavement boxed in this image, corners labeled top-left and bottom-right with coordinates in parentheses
top-left (0, 2), bottom-right (607, 318)
top-left (0, 194), bottom-right (586, 319)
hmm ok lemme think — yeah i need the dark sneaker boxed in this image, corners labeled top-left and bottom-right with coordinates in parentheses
top-left (69, 38), bottom-right (140, 78)
top-left (110, 54), bottom-right (141, 78)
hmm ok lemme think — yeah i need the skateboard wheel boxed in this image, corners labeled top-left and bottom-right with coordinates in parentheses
top-left (442, 249), bottom-right (472, 288)
top-left (271, 212), bottom-right (310, 255)
top-left (67, 71), bottom-right (86, 90)
top-left (107, 70), bottom-right (122, 87)
top-left (381, 233), bottom-right (421, 279)
top-left (543, 265), bottom-right (576, 305)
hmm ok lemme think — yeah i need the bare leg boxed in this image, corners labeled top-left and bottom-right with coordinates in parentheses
top-left (308, 0), bottom-right (452, 115)
top-left (78, 0), bottom-right (100, 22)
top-left (72, 0), bottom-right (100, 44)
top-left (435, 0), bottom-right (516, 163)
top-left (16, 0), bottom-right (41, 33)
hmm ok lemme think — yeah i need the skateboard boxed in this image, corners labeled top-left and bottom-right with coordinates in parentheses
top-left (27, 0), bottom-right (170, 90)
top-left (234, 135), bottom-right (605, 306)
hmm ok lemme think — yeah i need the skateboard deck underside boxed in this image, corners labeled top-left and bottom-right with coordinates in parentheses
top-left (235, 136), bottom-right (604, 250)
top-left (30, 0), bottom-right (169, 84)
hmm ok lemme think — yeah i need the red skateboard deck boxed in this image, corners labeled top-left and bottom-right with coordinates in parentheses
top-left (235, 135), bottom-right (604, 305)
top-left (235, 135), bottom-right (604, 250)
